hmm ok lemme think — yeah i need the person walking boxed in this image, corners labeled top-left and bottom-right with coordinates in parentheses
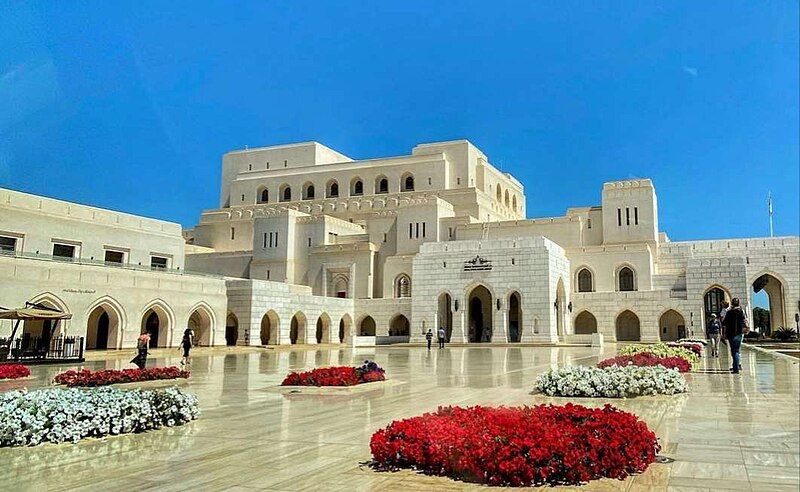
top-left (437, 327), bottom-right (446, 349)
top-left (131, 333), bottom-right (150, 369)
top-left (722, 298), bottom-right (748, 374)
top-left (425, 328), bottom-right (433, 350)
top-left (179, 328), bottom-right (194, 366)
top-left (706, 314), bottom-right (721, 357)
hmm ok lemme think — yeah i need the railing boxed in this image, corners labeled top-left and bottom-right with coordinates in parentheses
top-left (0, 335), bottom-right (85, 363)
top-left (0, 250), bottom-right (222, 279)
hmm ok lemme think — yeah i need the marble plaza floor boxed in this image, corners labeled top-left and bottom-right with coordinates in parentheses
top-left (1, 344), bottom-right (798, 491)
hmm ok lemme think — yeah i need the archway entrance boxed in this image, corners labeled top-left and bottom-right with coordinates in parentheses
top-left (659, 310), bottom-right (686, 341)
top-left (752, 274), bottom-right (786, 336)
top-left (437, 293), bottom-right (453, 341)
top-left (507, 292), bottom-right (522, 342)
top-left (142, 310), bottom-right (161, 348)
top-left (359, 316), bottom-right (376, 336)
top-left (703, 287), bottom-right (729, 329)
top-left (188, 307), bottom-right (212, 346)
top-left (467, 285), bottom-right (492, 343)
top-left (225, 313), bottom-right (238, 346)
top-left (316, 313), bottom-right (330, 343)
top-left (290, 312), bottom-right (307, 344)
top-left (87, 309), bottom-right (109, 349)
top-left (615, 310), bottom-right (641, 341)
top-left (574, 311), bottom-right (598, 334)
top-left (339, 314), bottom-right (352, 343)
top-left (389, 315), bottom-right (410, 336)
top-left (260, 311), bottom-right (279, 345)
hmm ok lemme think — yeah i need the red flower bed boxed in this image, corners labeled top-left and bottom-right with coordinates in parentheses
top-left (281, 366), bottom-right (385, 386)
top-left (371, 403), bottom-right (659, 487)
top-left (598, 353), bottom-right (691, 373)
top-left (53, 366), bottom-right (189, 387)
top-left (0, 364), bottom-right (31, 380)
top-left (667, 342), bottom-right (702, 356)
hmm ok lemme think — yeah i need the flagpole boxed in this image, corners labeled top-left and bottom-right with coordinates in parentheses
top-left (768, 192), bottom-right (774, 237)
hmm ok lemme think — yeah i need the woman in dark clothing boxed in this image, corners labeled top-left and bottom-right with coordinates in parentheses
top-left (180, 328), bottom-right (194, 366)
top-left (131, 333), bottom-right (151, 369)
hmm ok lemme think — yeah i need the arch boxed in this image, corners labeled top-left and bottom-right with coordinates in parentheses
top-left (257, 187), bottom-right (269, 204)
top-left (508, 291), bottom-right (522, 342)
top-left (576, 267), bottom-right (594, 293)
top-left (358, 315), bottom-right (376, 336)
top-left (350, 177), bottom-right (364, 196)
top-left (496, 184), bottom-right (502, 201)
top-left (617, 265), bottom-right (637, 292)
top-left (332, 274), bottom-right (349, 298)
top-left (140, 299), bottom-right (174, 348)
top-left (504, 190), bottom-right (510, 207)
top-left (394, 274), bottom-right (411, 298)
top-left (389, 314), bottom-right (410, 336)
top-left (467, 284), bottom-right (493, 342)
top-left (437, 292), bottom-right (453, 342)
top-left (290, 311), bottom-right (307, 344)
top-left (751, 272), bottom-right (788, 335)
top-left (316, 312), bottom-right (331, 343)
top-left (326, 179), bottom-right (339, 198)
top-left (279, 184), bottom-right (292, 202)
top-left (659, 309), bottom-right (686, 342)
top-left (555, 278), bottom-right (567, 338)
top-left (225, 312), bottom-right (238, 346)
top-left (260, 309), bottom-right (279, 345)
top-left (339, 313), bottom-right (353, 343)
top-left (574, 311), bottom-right (597, 334)
top-left (703, 285), bottom-right (730, 329)
top-left (375, 175), bottom-right (389, 194)
top-left (401, 172), bottom-right (414, 192)
top-left (615, 310), bottom-right (641, 341)
top-left (512, 195), bottom-right (518, 212)
top-left (302, 182), bottom-right (315, 200)
top-left (85, 296), bottom-right (125, 350)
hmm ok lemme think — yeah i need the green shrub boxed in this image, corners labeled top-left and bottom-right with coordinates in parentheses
top-left (773, 327), bottom-right (798, 341)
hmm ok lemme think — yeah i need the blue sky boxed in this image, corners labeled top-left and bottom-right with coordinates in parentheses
top-left (2, 1), bottom-right (798, 241)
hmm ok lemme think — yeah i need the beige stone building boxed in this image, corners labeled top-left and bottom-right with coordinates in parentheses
top-left (2, 139), bottom-right (798, 349)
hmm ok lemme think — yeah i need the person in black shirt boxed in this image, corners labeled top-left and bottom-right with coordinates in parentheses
top-left (722, 297), bottom-right (748, 374)
top-left (425, 329), bottom-right (433, 350)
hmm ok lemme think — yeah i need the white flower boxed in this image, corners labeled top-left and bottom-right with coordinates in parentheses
top-left (534, 365), bottom-right (687, 398)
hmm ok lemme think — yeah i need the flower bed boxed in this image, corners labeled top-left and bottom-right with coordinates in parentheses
top-left (618, 343), bottom-right (699, 365)
top-left (53, 366), bottom-right (189, 387)
top-left (0, 386), bottom-right (199, 446)
top-left (0, 364), bottom-right (31, 380)
top-left (281, 359), bottom-right (385, 387)
top-left (535, 365), bottom-right (687, 398)
top-left (667, 341), bottom-right (703, 357)
top-left (677, 338), bottom-right (708, 346)
top-left (598, 353), bottom-right (691, 373)
top-left (370, 403), bottom-right (660, 487)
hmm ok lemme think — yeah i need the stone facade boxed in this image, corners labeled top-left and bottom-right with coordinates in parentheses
top-left (2, 138), bottom-right (798, 348)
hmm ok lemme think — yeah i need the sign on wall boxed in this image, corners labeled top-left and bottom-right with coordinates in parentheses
top-left (463, 255), bottom-right (493, 272)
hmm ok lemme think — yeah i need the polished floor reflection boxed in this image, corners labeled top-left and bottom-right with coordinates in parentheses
top-left (1, 344), bottom-right (798, 491)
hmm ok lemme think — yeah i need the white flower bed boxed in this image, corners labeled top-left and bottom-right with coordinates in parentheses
top-left (535, 365), bottom-right (687, 398)
top-left (0, 386), bottom-right (200, 447)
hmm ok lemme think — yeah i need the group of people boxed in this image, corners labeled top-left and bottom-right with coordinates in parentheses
top-left (425, 327), bottom-right (447, 349)
top-left (706, 298), bottom-right (749, 374)
top-left (130, 328), bottom-right (195, 369)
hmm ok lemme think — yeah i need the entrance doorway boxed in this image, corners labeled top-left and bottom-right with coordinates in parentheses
top-left (659, 310), bottom-right (686, 341)
top-left (225, 313), bottom-right (238, 346)
top-left (752, 273), bottom-right (786, 336)
top-left (467, 285), bottom-right (492, 343)
top-left (704, 287), bottom-right (728, 329)
top-left (143, 311), bottom-right (160, 348)
top-left (389, 315), bottom-right (410, 336)
top-left (290, 312), bottom-right (307, 344)
top-left (437, 293), bottom-right (453, 342)
top-left (615, 310), bottom-right (641, 341)
top-left (508, 292), bottom-right (521, 342)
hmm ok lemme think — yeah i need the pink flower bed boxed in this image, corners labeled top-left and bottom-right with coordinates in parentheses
top-left (598, 353), bottom-right (691, 373)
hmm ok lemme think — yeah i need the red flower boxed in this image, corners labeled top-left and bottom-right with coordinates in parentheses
top-left (0, 364), bottom-right (30, 380)
top-left (281, 366), bottom-right (386, 386)
top-left (598, 353), bottom-right (691, 372)
top-left (370, 404), bottom-right (660, 487)
top-left (53, 366), bottom-right (189, 387)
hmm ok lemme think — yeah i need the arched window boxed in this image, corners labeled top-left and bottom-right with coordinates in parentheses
top-left (327, 180), bottom-right (339, 198)
top-left (504, 190), bottom-right (510, 207)
top-left (618, 266), bottom-right (636, 292)
top-left (496, 184), bottom-right (502, 201)
top-left (375, 176), bottom-right (389, 194)
top-left (395, 274), bottom-right (411, 298)
top-left (258, 188), bottom-right (269, 203)
top-left (401, 173), bottom-right (414, 192)
top-left (351, 178), bottom-right (363, 196)
top-left (280, 184), bottom-right (292, 202)
top-left (302, 182), bottom-right (315, 200)
top-left (577, 268), bottom-right (593, 292)
top-left (512, 195), bottom-right (517, 212)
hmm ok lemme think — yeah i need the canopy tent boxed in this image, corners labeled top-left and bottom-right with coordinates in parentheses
top-left (0, 308), bottom-right (72, 320)
top-left (0, 303), bottom-right (83, 363)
